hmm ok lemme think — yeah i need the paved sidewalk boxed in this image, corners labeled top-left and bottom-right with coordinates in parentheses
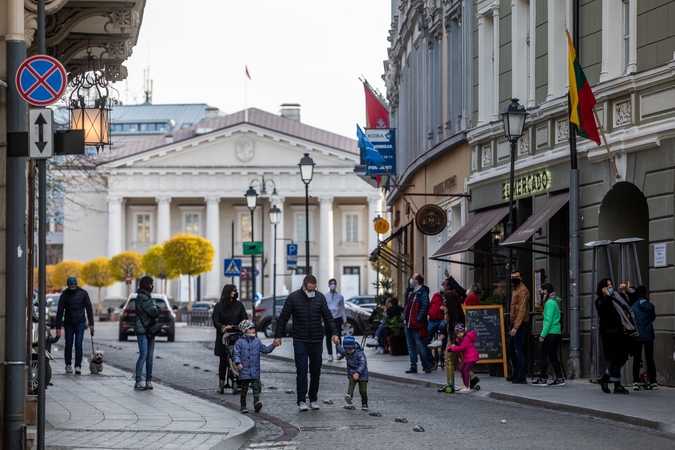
top-left (262, 336), bottom-right (675, 435)
top-left (44, 354), bottom-right (255, 450)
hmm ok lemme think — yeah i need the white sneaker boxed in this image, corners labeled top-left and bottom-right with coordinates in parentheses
top-left (327, 354), bottom-right (333, 362)
top-left (298, 402), bottom-right (309, 411)
top-left (427, 340), bottom-right (442, 349)
top-left (376, 348), bottom-right (384, 354)
top-left (75, 366), bottom-right (81, 375)
top-left (309, 401), bottom-right (320, 410)
top-left (65, 365), bottom-right (73, 374)
top-left (365, 337), bottom-right (379, 347)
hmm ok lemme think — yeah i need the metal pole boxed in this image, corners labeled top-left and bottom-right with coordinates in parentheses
top-left (5, 0), bottom-right (29, 447)
top-left (272, 223), bottom-right (278, 335)
top-left (505, 140), bottom-right (517, 316)
top-left (231, 220), bottom-right (235, 284)
top-left (305, 183), bottom-right (310, 274)
top-left (251, 210), bottom-right (256, 326)
top-left (261, 194), bottom-right (265, 297)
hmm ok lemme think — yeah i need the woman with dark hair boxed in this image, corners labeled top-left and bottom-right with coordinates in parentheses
top-left (595, 278), bottom-right (638, 394)
top-left (134, 276), bottom-right (161, 390)
top-left (213, 284), bottom-right (248, 393)
top-left (531, 283), bottom-right (565, 386)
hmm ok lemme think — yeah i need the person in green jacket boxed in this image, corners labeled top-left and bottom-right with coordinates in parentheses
top-left (531, 283), bottom-right (565, 387)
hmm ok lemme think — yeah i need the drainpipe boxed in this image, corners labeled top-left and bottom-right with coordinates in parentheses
top-left (4, 0), bottom-right (28, 448)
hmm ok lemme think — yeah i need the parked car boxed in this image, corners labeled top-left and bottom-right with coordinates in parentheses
top-left (254, 295), bottom-right (371, 338)
top-left (345, 295), bottom-right (376, 308)
top-left (178, 301), bottom-right (215, 313)
top-left (119, 293), bottom-right (175, 342)
top-left (356, 303), bottom-right (378, 312)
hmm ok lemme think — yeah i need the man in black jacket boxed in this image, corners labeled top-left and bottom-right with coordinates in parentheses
top-left (274, 275), bottom-right (339, 411)
top-left (56, 277), bottom-right (94, 374)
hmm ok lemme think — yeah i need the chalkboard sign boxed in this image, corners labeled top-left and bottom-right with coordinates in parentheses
top-left (463, 305), bottom-right (508, 376)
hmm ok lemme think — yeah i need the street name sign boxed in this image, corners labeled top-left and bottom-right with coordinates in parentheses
top-left (224, 258), bottom-right (242, 276)
top-left (243, 241), bottom-right (263, 255)
top-left (28, 108), bottom-right (53, 159)
top-left (16, 55), bottom-right (67, 106)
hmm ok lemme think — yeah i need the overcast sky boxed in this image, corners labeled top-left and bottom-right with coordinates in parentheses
top-left (116, 0), bottom-right (391, 139)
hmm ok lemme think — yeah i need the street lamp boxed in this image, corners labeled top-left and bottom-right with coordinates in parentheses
top-left (501, 98), bottom-right (528, 315)
top-left (298, 153), bottom-right (315, 274)
top-left (245, 186), bottom-right (258, 326)
top-left (248, 176), bottom-right (277, 296)
top-left (269, 205), bottom-right (281, 335)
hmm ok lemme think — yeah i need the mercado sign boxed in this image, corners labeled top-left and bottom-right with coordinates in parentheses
top-left (502, 170), bottom-right (550, 201)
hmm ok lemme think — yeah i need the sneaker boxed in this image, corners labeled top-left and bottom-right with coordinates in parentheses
top-left (362, 404), bottom-right (368, 410)
top-left (240, 405), bottom-right (249, 413)
top-left (375, 348), bottom-right (384, 354)
top-left (345, 394), bottom-right (353, 405)
top-left (650, 383), bottom-right (658, 390)
top-left (309, 401), bottom-right (320, 410)
top-left (75, 366), bottom-right (81, 375)
top-left (254, 401), bottom-right (262, 413)
top-left (457, 387), bottom-right (472, 394)
top-left (512, 377), bottom-right (527, 384)
top-left (632, 382), bottom-right (641, 391)
top-left (505, 375), bottom-right (517, 382)
top-left (65, 365), bottom-right (73, 374)
top-left (427, 340), bottom-right (442, 349)
top-left (365, 337), bottom-right (379, 347)
top-left (146, 381), bottom-right (153, 390)
top-left (298, 402), bottom-right (309, 411)
top-left (405, 367), bottom-right (418, 374)
top-left (327, 354), bottom-right (333, 362)
top-left (549, 378), bottom-right (566, 387)
top-left (134, 382), bottom-right (146, 391)
top-left (531, 378), bottom-right (548, 387)
top-left (423, 366), bottom-right (432, 373)
top-left (336, 354), bottom-right (344, 361)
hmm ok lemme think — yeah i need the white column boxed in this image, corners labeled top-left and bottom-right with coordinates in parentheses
top-left (319, 196), bottom-right (334, 287)
top-left (205, 197), bottom-right (221, 300)
top-left (271, 197), bottom-right (285, 296)
top-left (492, 4), bottom-right (500, 121)
top-left (367, 195), bottom-right (381, 295)
top-left (512, 0), bottom-right (529, 103)
top-left (107, 197), bottom-right (123, 298)
top-left (547, 0), bottom-right (566, 100)
top-left (156, 197), bottom-right (171, 243)
top-left (529, 0), bottom-right (537, 108)
top-left (600, 0), bottom-right (623, 82)
top-left (627, 0), bottom-right (637, 74)
top-left (477, 11), bottom-right (494, 125)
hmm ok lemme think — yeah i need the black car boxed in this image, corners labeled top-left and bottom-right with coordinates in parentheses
top-left (119, 293), bottom-right (175, 342)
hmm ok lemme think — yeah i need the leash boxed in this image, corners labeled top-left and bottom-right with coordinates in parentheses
top-left (90, 329), bottom-right (95, 356)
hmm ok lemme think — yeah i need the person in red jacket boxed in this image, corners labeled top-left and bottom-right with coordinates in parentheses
top-left (464, 283), bottom-right (482, 306)
top-left (426, 281), bottom-right (448, 350)
top-left (449, 324), bottom-right (480, 393)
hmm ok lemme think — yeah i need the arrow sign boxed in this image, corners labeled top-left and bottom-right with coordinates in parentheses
top-left (29, 108), bottom-right (53, 159)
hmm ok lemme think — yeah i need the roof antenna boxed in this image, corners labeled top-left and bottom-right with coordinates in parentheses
top-left (143, 67), bottom-right (153, 104)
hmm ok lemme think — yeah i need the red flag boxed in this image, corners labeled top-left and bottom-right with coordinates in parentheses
top-left (245, 65), bottom-right (252, 80)
top-left (363, 82), bottom-right (389, 128)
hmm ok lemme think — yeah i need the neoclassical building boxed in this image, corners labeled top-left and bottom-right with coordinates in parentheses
top-left (63, 106), bottom-right (383, 305)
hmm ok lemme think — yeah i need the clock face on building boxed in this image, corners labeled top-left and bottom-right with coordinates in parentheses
top-left (374, 218), bottom-right (390, 234)
top-left (415, 204), bottom-right (447, 236)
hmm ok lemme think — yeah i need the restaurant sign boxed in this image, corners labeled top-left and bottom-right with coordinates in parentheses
top-left (502, 170), bottom-right (550, 200)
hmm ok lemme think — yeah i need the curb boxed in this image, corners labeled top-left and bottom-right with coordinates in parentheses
top-left (211, 421), bottom-right (257, 450)
top-left (486, 391), bottom-right (675, 435)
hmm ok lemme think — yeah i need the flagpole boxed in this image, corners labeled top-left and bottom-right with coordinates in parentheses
top-left (592, 107), bottom-right (620, 179)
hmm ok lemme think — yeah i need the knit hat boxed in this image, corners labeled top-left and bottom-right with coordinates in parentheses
top-left (454, 323), bottom-right (466, 334)
top-left (66, 277), bottom-right (77, 286)
top-left (342, 336), bottom-right (357, 350)
top-left (238, 319), bottom-right (255, 333)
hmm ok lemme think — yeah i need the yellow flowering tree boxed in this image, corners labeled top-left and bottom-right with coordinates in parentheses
top-left (51, 260), bottom-right (84, 288)
top-left (163, 234), bottom-right (215, 311)
top-left (142, 244), bottom-right (179, 294)
top-left (109, 251), bottom-right (143, 298)
top-left (33, 264), bottom-right (57, 293)
top-left (81, 257), bottom-right (116, 314)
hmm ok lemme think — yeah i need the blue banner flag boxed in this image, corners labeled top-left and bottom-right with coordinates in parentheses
top-left (356, 124), bottom-right (386, 168)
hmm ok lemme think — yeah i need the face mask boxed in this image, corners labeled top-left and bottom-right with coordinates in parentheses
top-left (607, 288), bottom-right (614, 296)
top-left (148, 285), bottom-right (154, 293)
top-left (409, 279), bottom-right (414, 286)
top-left (466, 289), bottom-right (471, 297)
top-left (306, 290), bottom-right (316, 298)
top-left (540, 292), bottom-right (546, 299)
top-left (232, 292), bottom-right (238, 300)
top-left (439, 286), bottom-right (445, 293)
top-left (329, 284), bottom-right (336, 291)
top-left (511, 278), bottom-right (521, 287)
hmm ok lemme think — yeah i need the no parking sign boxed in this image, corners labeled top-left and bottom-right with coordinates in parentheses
top-left (16, 55), bottom-right (67, 106)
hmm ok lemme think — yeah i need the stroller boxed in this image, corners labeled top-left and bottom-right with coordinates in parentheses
top-left (220, 331), bottom-right (242, 394)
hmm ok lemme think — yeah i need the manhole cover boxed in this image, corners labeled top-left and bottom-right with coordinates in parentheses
top-left (299, 425), bottom-right (377, 432)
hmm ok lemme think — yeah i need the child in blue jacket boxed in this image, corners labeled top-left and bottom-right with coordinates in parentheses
top-left (336, 336), bottom-right (370, 410)
top-left (233, 320), bottom-right (277, 413)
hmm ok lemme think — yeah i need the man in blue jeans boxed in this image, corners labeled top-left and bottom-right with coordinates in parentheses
top-left (274, 275), bottom-right (339, 411)
top-left (506, 269), bottom-right (531, 383)
top-left (55, 277), bottom-right (95, 374)
top-left (403, 273), bottom-right (433, 373)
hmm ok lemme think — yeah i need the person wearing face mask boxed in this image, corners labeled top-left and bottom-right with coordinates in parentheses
top-left (134, 276), bottom-right (161, 390)
top-left (55, 276), bottom-right (95, 375)
top-left (213, 284), bottom-right (248, 393)
top-left (324, 278), bottom-right (348, 362)
top-left (531, 283), bottom-right (565, 387)
top-left (426, 280), bottom-right (448, 350)
top-left (595, 278), bottom-right (638, 394)
top-left (274, 275), bottom-right (339, 411)
top-left (506, 269), bottom-right (531, 384)
top-left (403, 273), bottom-right (433, 374)
top-left (464, 283), bottom-right (482, 306)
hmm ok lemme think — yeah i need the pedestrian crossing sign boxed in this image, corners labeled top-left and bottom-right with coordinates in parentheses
top-left (223, 258), bottom-right (242, 276)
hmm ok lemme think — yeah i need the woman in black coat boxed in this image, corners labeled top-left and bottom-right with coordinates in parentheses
top-left (212, 284), bottom-right (248, 392)
top-left (595, 278), bottom-right (637, 394)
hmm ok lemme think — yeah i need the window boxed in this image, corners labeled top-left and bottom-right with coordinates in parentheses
top-left (241, 214), bottom-right (252, 242)
top-left (54, 214), bottom-right (64, 232)
top-left (623, 0), bottom-right (630, 72)
top-left (185, 213), bottom-right (199, 235)
top-left (296, 213), bottom-right (311, 242)
top-left (345, 214), bottom-right (359, 243)
top-left (136, 214), bottom-right (151, 243)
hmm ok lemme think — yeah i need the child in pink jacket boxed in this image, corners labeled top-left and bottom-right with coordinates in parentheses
top-left (448, 324), bottom-right (479, 393)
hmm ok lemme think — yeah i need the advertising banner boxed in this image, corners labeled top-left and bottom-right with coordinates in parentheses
top-left (364, 128), bottom-right (396, 175)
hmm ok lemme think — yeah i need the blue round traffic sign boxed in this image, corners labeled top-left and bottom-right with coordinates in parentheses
top-left (16, 55), bottom-right (67, 106)
top-left (253, 269), bottom-right (260, 277)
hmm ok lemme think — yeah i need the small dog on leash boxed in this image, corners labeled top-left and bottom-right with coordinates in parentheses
top-left (89, 350), bottom-right (104, 374)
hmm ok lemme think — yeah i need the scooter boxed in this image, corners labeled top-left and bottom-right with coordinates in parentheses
top-left (28, 301), bottom-right (53, 395)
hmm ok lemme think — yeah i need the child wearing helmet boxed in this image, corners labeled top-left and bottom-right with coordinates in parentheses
top-left (233, 319), bottom-right (278, 413)
top-left (448, 324), bottom-right (480, 393)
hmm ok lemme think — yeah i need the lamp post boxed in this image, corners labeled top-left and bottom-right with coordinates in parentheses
top-left (248, 176), bottom-right (277, 297)
top-left (269, 205), bottom-right (281, 335)
top-left (245, 186), bottom-right (258, 325)
top-left (298, 153), bottom-right (315, 274)
top-left (500, 98), bottom-right (528, 314)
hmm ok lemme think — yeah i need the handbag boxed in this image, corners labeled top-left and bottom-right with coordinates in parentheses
top-left (146, 319), bottom-right (163, 337)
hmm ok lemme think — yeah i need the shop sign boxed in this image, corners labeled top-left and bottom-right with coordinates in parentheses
top-left (502, 170), bottom-right (550, 200)
top-left (415, 204), bottom-right (447, 236)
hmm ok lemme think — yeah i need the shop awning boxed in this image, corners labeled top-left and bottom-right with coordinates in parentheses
top-left (501, 192), bottom-right (569, 246)
top-left (431, 206), bottom-right (509, 258)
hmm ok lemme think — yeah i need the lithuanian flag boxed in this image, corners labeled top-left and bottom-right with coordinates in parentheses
top-left (567, 31), bottom-right (601, 145)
